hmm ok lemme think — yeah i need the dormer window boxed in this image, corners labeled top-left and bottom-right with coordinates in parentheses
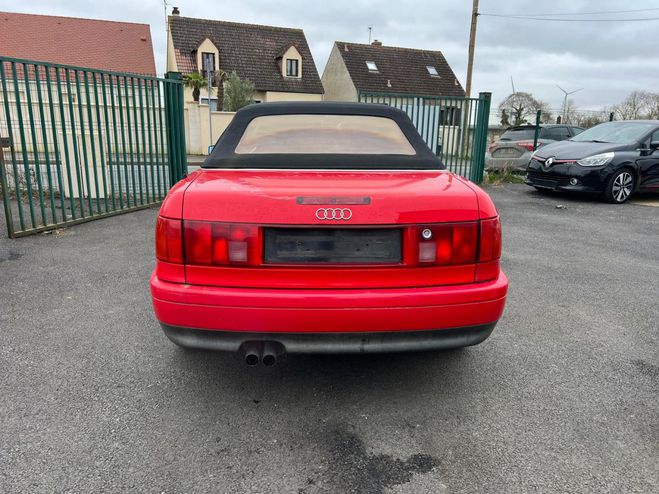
top-left (201, 52), bottom-right (216, 79)
top-left (426, 66), bottom-right (439, 77)
top-left (366, 61), bottom-right (378, 72)
top-left (286, 58), bottom-right (299, 77)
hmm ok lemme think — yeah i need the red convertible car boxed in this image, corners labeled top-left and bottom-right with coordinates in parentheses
top-left (151, 102), bottom-right (508, 365)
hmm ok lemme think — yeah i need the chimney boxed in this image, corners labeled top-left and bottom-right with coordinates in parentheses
top-left (371, 40), bottom-right (382, 47)
top-left (172, 6), bottom-right (180, 15)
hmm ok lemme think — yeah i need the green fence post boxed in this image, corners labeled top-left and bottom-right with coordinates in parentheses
top-left (174, 73), bottom-right (187, 179)
top-left (0, 136), bottom-right (16, 238)
top-left (164, 72), bottom-right (186, 184)
top-left (470, 92), bottom-right (491, 184)
top-left (532, 110), bottom-right (541, 150)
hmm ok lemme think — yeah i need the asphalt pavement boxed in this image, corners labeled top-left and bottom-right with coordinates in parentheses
top-left (1, 184), bottom-right (657, 493)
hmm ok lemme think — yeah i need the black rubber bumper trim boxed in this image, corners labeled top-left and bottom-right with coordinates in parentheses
top-left (160, 323), bottom-right (497, 354)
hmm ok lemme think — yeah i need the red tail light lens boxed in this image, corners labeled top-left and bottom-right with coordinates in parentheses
top-left (479, 217), bottom-right (502, 262)
top-left (516, 140), bottom-right (542, 152)
top-left (155, 216), bottom-right (183, 263)
top-left (184, 221), bottom-right (259, 266)
top-left (412, 222), bottom-right (478, 266)
top-left (409, 217), bottom-right (502, 281)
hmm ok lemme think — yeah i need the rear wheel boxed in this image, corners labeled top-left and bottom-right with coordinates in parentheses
top-left (604, 169), bottom-right (635, 204)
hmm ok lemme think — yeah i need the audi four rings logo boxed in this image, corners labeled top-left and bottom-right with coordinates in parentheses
top-left (315, 208), bottom-right (353, 220)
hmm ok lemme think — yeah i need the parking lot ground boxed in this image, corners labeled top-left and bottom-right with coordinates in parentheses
top-left (1, 184), bottom-right (657, 493)
top-left (631, 196), bottom-right (659, 208)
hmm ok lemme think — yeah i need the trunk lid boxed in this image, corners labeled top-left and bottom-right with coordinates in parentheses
top-left (182, 169), bottom-right (479, 224)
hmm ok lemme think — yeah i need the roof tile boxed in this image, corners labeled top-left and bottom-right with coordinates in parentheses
top-left (0, 12), bottom-right (156, 76)
top-left (169, 15), bottom-right (323, 94)
top-left (336, 41), bottom-right (465, 97)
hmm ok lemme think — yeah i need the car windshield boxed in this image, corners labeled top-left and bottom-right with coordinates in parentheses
top-left (570, 121), bottom-right (656, 144)
top-left (499, 128), bottom-right (535, 141)
top-left (235, 114), bottom-right (416, 155)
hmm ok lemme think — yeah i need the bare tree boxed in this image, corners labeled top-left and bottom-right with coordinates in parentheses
top-left (613, 90), bottom-right (654, 120)
top-left (645, 92), bottom-right (659, 119)
top-left (498, 92), bottom-right (549, 126)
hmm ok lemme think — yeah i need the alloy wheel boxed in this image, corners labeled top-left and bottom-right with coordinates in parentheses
top-left (611, 171), bottom-right (633, 203)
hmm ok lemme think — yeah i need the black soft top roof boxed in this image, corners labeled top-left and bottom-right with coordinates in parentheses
top-left (202, 102), bottom-right (444, 170)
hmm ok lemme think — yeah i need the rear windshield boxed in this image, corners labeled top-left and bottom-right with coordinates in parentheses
top-left (234, 114), bottom-right (416, 155)
top-left (500, 128), bottom-right (535, 141)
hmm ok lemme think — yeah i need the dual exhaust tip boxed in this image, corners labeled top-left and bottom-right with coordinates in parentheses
top-left (243, 341), bottom-right (285, 366)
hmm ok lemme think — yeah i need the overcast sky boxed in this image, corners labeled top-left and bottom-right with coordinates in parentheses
top-left (2, 0), bottom-right (658, 110)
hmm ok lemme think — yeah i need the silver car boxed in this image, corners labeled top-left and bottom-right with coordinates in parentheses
top-left (485, 124), bottom-right (584, 171)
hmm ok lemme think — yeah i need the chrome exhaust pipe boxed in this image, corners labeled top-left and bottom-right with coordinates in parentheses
top-left (243, 342), bottom-right (262, 366)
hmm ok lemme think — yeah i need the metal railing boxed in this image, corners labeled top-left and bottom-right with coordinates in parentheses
top-left (359, 91), bottom-right (492, 183)
top-left (0, 56), bottom-right (186, 237)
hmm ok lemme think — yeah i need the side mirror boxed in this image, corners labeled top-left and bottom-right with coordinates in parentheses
top-left (639, 141), bottom-right (659, 156)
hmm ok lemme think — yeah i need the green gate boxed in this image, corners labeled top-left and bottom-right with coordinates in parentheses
top-left (359, 91), bottom-right (491, 183)
top-left (0, 56), bottom-right (186, 238)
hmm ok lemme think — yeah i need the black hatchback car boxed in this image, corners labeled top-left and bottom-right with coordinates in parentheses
top-left (526, 120), bottom-right (659, 203)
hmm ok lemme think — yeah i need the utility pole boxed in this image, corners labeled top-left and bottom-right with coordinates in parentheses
top-left (465, 0), bottom-right (479, 98)
top-left (205, 56), bottom-right (214, 153)
top-left (556, 85), bottom-right (583, 124)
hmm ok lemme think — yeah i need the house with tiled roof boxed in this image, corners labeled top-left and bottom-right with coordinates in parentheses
top-left (167, 9), bottom-right (323, 107)
top-left (0, 11), bottom-right (155, 75)
top-left (166, 8), bottom-right (323, 154)
top-left (322, 40), bottom-right (464, 101)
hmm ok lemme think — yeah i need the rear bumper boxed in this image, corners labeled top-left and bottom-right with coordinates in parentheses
top-left (160, 323), bottom-right (496, 353)
top-left (150, 272), bottom-right (508, 351)
top-left (485, 155), bottom-right (530, 171)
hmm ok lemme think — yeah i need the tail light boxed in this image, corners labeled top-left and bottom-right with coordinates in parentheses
top-left (156, 218), bottom-right (259, 266)
top-left (183, 221), bottom-right (259, 266)
top-left (411, 222), bottom-right (478, 265)
top-left (407, 217), bottom-right (501, 282)
top-left (516, 140), bottom-right (542, 152)
top-left (478, 217), bottom-right (502, 262)
top-left (487, 143), bottom-right (497, 153)
top-left (156, 216), bottom-right (501, 282)
top-left (156, 216), bottom-right (183, 263)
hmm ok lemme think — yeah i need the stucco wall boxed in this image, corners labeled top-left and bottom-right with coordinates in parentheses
top-left (185, 102), bottom-right (235, 155)
top-left (321, 44), bottom-right (358, 102)
top-left (264, 91), bottom-right (322, 102)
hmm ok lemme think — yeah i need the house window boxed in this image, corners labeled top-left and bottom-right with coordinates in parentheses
top-left (365, 61), bottom-right (378, 72)
top-left (200, 97), bottom-right (218, 111)
top-left (286, 59), bottom-right (299, 77)
top-left (426, 66), bottom-right (439, 77)
top-left (201, 52), bottom-right (215, 79)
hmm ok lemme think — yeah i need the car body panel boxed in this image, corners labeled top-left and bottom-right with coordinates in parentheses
top-left (180, 169), bottom-right (481, 224)
top-left (151, 271), bottom-right (508, 333)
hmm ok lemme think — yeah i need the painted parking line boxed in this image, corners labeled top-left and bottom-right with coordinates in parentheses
top-left (630, 198), bottom-right (659, 207)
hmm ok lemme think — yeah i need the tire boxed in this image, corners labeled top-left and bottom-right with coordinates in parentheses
top-left (604, 169), bottom-right (635, 204)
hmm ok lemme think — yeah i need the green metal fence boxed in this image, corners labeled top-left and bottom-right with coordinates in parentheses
top-left (359, 91), bottom-right (492, 183)
top-left (0, 56), bottom-right (186, 238)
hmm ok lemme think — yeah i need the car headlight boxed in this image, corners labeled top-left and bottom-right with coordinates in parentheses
top-left (576, 152), bottom-right (614, 167)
